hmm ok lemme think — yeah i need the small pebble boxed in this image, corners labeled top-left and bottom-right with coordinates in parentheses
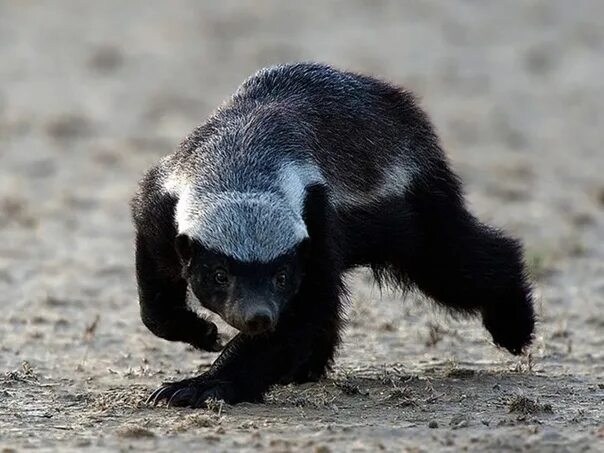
top-left (428, 420), bottom-right (438, 429)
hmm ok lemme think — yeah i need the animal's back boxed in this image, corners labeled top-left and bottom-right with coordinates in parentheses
top-left (177, 63), bottom-right (443, 208)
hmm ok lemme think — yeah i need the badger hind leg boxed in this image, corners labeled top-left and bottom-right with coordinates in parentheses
top-left (431, 219), bottom-right (535, 355)
top-left (379, 186), bottom-right (535, 355)
top-left (472, 226), bottom-right (535, 354)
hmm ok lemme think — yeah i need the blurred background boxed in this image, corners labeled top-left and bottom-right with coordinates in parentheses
top-left (1, 1), bottom-right (603, 451)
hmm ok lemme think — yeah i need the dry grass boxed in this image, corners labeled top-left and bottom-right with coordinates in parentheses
top-left (88, 386), bottom-right (150, 412)
top-left (507, 395), bottom-right (554, 415)
top-left (171, 413), bottom-right (223, 433)
top-left (115, 424), bottom-right (156, 439)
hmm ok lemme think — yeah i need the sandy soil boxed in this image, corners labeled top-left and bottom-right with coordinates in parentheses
top-left (1, 1), bottom-right (603, 451)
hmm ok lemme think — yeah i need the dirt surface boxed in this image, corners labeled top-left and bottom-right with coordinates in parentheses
top-left (1, 1), bottom-right (603, 451)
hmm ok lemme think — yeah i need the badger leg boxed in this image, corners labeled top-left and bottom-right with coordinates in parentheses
top-left (148, 185), bottom-right (344, 407)
top-left (380, 179), bottom-right (535, 355)
top-left (147, 268), bottom-right (344, 407)
top-left (135, 233), bottom-right (222, 352)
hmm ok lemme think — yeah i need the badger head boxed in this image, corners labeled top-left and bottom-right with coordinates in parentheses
top-left (175, 191), bottom-right (308, 335)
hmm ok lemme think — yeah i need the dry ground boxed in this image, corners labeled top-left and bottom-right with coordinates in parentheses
top-left (1, 1), bottom-right (603, 451)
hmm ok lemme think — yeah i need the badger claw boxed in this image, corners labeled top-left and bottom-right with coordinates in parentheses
top-left (147, 376), bottom-right (234, 408)
top-left (147, 385), bottom-right (173, 406)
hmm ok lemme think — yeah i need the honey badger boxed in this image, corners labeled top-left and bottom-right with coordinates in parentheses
top-left (131, 63), bottom-right (535, 407)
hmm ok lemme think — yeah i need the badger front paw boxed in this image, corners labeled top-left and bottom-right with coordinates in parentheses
top-left (147, 376), bottom-right (239, 407)
top-left (191, 322), bottom-right (224, 352)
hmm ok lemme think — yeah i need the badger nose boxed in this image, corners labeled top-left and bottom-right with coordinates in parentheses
top-left (243, 309), bottom-right (275, 334)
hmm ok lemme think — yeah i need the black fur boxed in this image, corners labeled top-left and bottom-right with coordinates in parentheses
top-left (131, 167), bottom-right (222, 352)
top-left (132, 63), bottom-right (535, 407)
top-left (144, 185), bottom-right (345, 405)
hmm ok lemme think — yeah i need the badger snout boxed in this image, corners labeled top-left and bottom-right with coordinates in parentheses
top-left (228, 302), bottom-right (278, 335)
top-left (241, 306), bottom-right (276, 334)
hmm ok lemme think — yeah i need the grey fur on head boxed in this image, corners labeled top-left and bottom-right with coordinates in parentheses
top-left (163, 153), bottom-right (324, 263)
top-left (176, 190), bottom-right (308, 262)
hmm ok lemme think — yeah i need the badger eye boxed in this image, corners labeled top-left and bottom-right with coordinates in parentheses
top-left (212, 269), bottom-right (229, 286)
top-left (274, 271), bottom-right (288, 289)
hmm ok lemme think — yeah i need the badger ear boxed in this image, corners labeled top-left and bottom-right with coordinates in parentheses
top-left (175, 234), bottom-right (193, 264)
